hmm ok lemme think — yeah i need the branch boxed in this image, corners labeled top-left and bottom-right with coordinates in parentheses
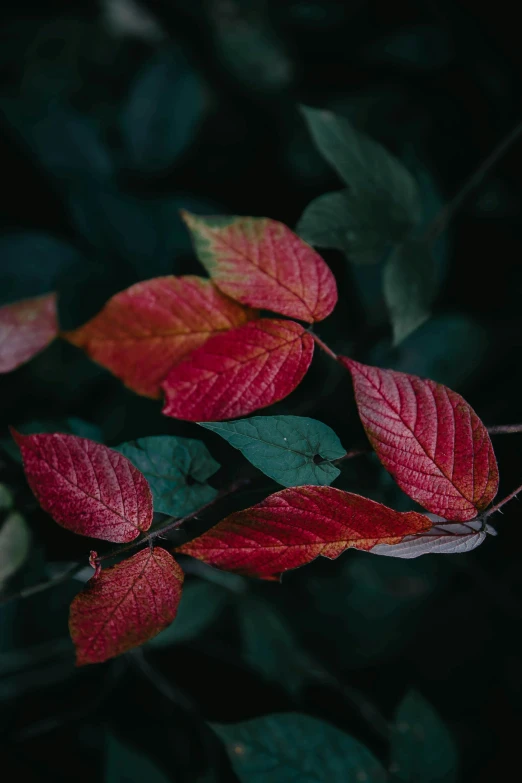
top-left (484, 482), bottom-right (522, 518)
top-left (0, 478), bottom-right (250, 606)
top-left (425, 118), bottom-right (522, 242)
top-left (487, 424), bottom-right (522, 435)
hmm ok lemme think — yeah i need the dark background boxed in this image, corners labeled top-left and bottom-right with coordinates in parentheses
top-left (1, 1), bottom-right (522, 780)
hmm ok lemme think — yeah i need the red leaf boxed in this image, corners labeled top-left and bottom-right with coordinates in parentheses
top-left (341, 358), bottom-right (499, 521)
top-left (181, 212), bottom-right (338, 323)
top-left (162, 319), bottom-right (314, 421)
top-left (12, 430), bottom-right (153, 542)
top-left (176, 486), bottom-right (431, 579)
top-left (69, 547), bottom-right (184, 665)
top-left (0, 293), bottom-right (58, 373)
top-left (64, 276), bottom-right (255, 398)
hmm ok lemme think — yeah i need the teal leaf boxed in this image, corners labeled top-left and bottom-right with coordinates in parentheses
top-left (362, 26), bottom-right (452, 71)
top-left (0, 513), bottom-right (31, 588)
top-left (238, 597), bottom-right (307, 695)
top-left (1, 97), bottom-right (113, 180)
top-left (123, 47), bottom-right (206, 173)
top-left (200, 416), bottom-right (346, 487)
top-left (105, 733), bottom-right (170, 783)
top-left (212, 713), bottom-right (387, 783)
top-left (390, 691), bottom-right (458, 782)
top-left (301, 106), bottom-right (421, 224)
top-left (1, 417), bottom-right (102, 463)
top-left (298, 187), bottom-right (415, 265)
top-left (148, 581), bottom-right (229, 648)
top-left (383, 239), bottom-right (437, 345)
top-left (212, 13), bottom-right (293, 93)
top-left (116, 436), bottom-right (220, 516)
top-left (0, 233), bottom-right (85, 307)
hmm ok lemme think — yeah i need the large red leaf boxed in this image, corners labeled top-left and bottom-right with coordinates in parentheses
top-left (69, 547), bottom-right (184, 665)
top-left (12, 430), bottom-right (153, 542)
top-left (162, 319), bottom-right (314, 421)
top-left (176, 486), bottom-right (431, 579)
top-left (181, 212), bottom-right (338, 323)
top-left (0, 293), bottom-right (58, 373)
top-left (341, 359), bottom-right (499, 521)
top-left (64, 276), bottom-right (254, 398)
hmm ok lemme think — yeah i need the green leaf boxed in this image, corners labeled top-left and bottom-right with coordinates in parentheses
top-left (212, 713), bottom-right (387, 782)
top-left (383, 239), bottom-right (437, 345)
top-left (0, 232), bottom-right (85, 307)
top-left (148, 581), bottom-right (229, 648)
top-left (123, 47), bottom-right (206, 173)
top-left (212, 12), bottom-right (293, 93)
top-left (0, 484), bottom-right (14, 511)
top-left (1, 417), bottom-right (102, 463)
top-left (390, 691), bottom-right (458, 782)
top-left (301, 106), bottom-right (421, 222)
top-left (105, 732), bottom-right (170, 783)
top-left (238, 597), bottom-right (307, 695)
top-left (298, 187), bottom-right (415, 265)
top-left (116, 436), bottom-right (220, 517)
top-left (200, 416), bottom-right (345, 487)
top-left (0, 512), bottom-right (31, 587)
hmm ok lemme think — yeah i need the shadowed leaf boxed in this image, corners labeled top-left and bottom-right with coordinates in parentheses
top-left (117, 435), bottom-right (220, 516)
top-left (0, 294), bottom-right (58, 373)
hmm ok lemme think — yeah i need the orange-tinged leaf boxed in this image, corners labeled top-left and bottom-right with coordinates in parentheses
top-left (12, 430), bottom-right (153, 543)
top-left (63, 275), bottom-right (254, 398)
top-left (341, 358), bottom-right (499, 521)
top-left (0, 293), bottom-right (58, 373)
top-left (181, 212), bottom-right (338, 323)
top-left (162, 318), bottom-right (314, 421)
top-left (69, 547), bottom-right (184, 665)
top-left (176, 486), bottom-right (431, 579)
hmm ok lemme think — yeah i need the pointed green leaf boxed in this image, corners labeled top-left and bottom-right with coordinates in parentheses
top-left (383, 239), bottom-right (437, 345)
top-left (212, 713), bottom-right (387, 782)
top-left (116, 436), bottom-right (220, 516)
top-left (200, 416), bottom-right (345, 487)
top-left (298, 187), bottom-right (415, 265)
top-left (0, 512), bottom-right (31, 587)
top-left (238, 597), bottom-right (307, 695)
top-left (123, 47), bottom-right (206, 173)
top-left (148, 581), bottom-right (229, 647)
top-left (301, 106), bottom-right (421, 222)
top-left (106, 733), bottom-right (170, 783)
top-left (391, 691), bottom-right (458, 782)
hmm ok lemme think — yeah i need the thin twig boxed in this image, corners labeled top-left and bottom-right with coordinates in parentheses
top-left (309, 331), bottom-right (339, 361)
top-left (0, 563), bottom-right (84, 606)
top-left (425, 118), bottom-right (522, 241)
top-left (484, 482), bottom-right (522, 518)
top-left (95, 477), bottom-right (250, 565)
top-left (0, 478), bottom-right (250, 606)
top-left (487, 424), bottom-right (522, 435)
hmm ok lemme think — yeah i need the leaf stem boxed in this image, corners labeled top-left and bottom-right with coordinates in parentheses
top-left (425, 118), bottom-right (522, 241)
top-left (309, 331), bottom-right (339, 361)
top-left (484, 482), bottom-right (522, 518)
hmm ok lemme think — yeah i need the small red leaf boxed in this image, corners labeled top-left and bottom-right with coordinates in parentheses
top-left (162, 319), bottom-right (314, 421)
top-left (69, 547), bottom-right (184, 665)
top-left (12, 430), bottom-right (153, 542)
top-left (341, 358), bottom-right (499, 521)
top-left (181, 213), bottom-right (338, 323)
top-left (0, 293), bottom-right (58, 373)
top-left (64, 276), bottom-right (255, 398)
top-left (176, 486), bottom-right (431, 579)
